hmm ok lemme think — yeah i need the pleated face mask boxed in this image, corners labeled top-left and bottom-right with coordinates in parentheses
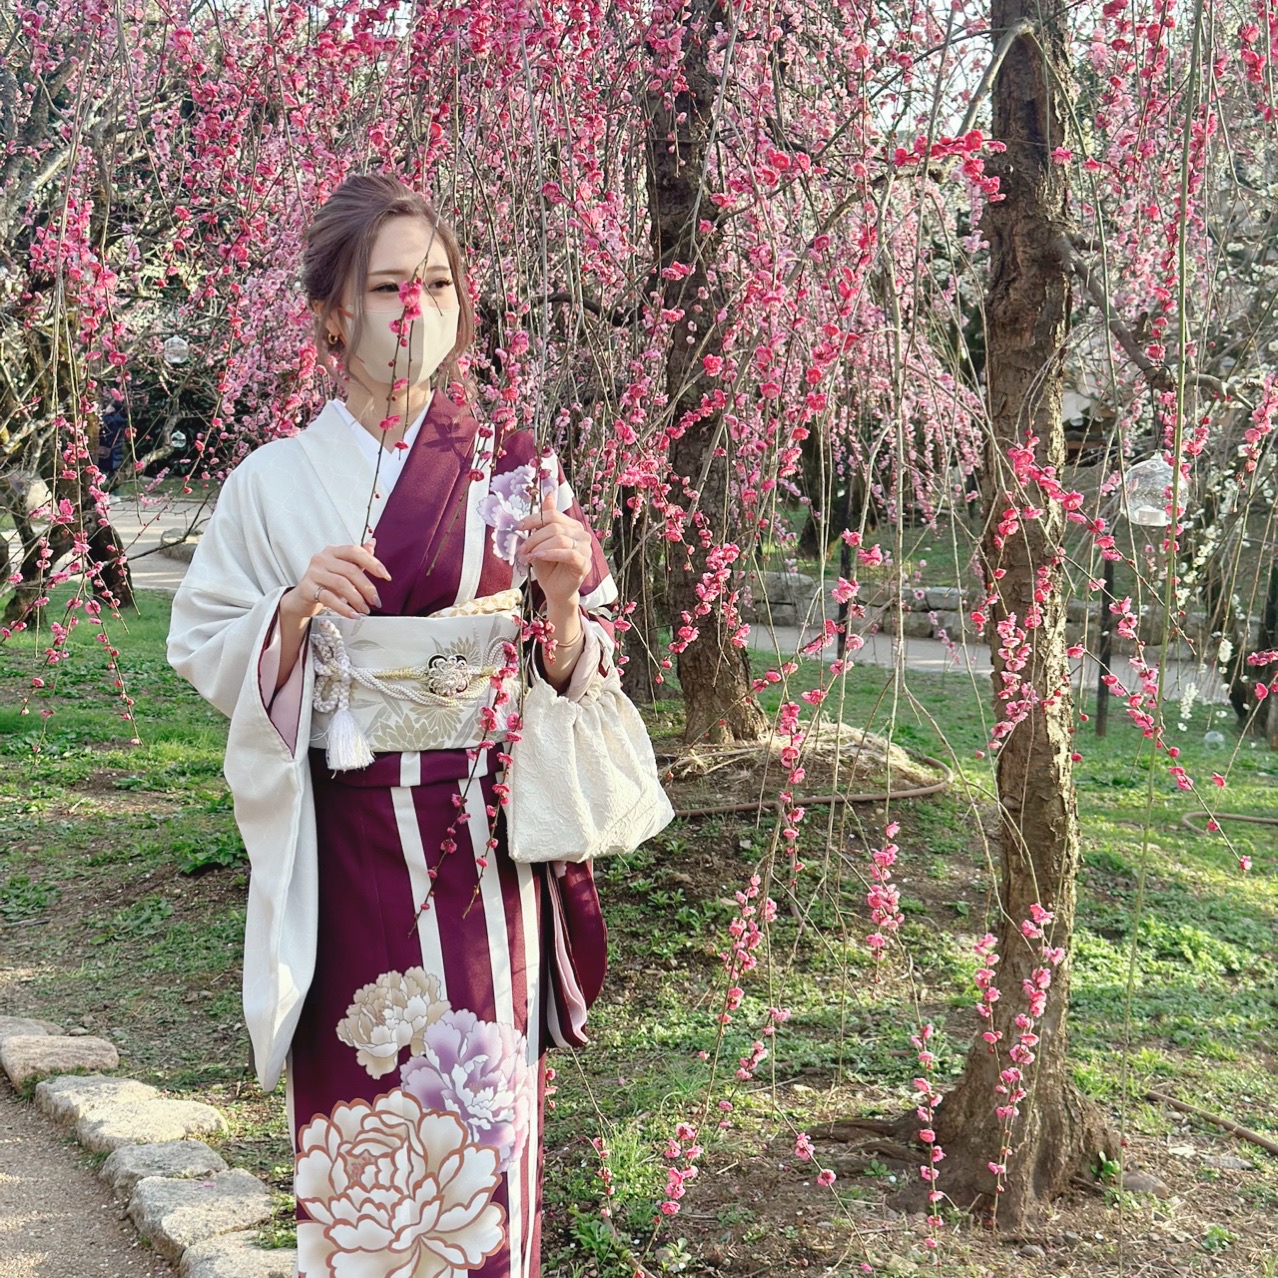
top-left (343, 303), bottom-right (459, 387)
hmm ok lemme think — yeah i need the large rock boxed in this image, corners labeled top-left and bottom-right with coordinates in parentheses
top-left (925, 587), bottom-right (966, 611)
top-left (931, 610), bottom-right (977, 641)
top-left (179, 1231), bottom-right (296, 1278)
top-left (895, 611), bottom-right (936, 640)
top-left (101, 1140), bottom-right (228, 1200)
top-left (760, 570), bottom-right (816, 604)
top-left (35, 1074), bottom-right (158, 1126)
top-left (129, 1170), bottom-right (274, 1263)
top-left (0, 1016), bottom-right (63, 1045)
top-left (0, 1034), bottom-right (117, 1087)
top-left (744, 571), bottom-right (818, 623)
top-left (158, 532), bottom-right (202, 563)
top-left (77, 1097), bottom-right (229, 1153)
top-left (763, 602), bottom-right (798, 628)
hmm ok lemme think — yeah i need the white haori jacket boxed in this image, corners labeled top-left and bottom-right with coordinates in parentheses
top-left (167, 400), bottom-right (614, 1092)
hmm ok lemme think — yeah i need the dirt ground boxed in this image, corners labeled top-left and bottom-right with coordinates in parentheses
top-left (0, 1080), bottom-right (173, 1277)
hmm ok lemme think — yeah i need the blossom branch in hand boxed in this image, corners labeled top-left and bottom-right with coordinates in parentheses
top-left (478, 461), bottom-right (594, 687)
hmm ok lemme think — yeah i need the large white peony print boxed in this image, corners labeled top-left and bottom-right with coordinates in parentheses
top-left (336, 968), bottom-right (450, 1079)
top-left (295, 1091), bottom-right (505, 1276)
top-left (400, 1009), bottom-right (533, 1173)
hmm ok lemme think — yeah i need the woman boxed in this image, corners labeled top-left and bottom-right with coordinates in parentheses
top-left (168, 173), bottom-right (617, 1276)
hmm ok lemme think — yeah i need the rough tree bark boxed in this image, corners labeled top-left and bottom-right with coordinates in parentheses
top-left (919, 7), bottom-right (1116, 1227)
top-left (612, 496), bottom-right (667, 705)
top-left (2, 413), bottom-right (136, 628)
top-left (644, 0), bottom-right (766, 744)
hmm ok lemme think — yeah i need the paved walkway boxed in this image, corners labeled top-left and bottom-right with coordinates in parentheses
top-left (0, 1081), bottom-right (171, 1277)
top-left (1, 494), bottom-right (209, 596)
top-left (746, 626), bottom-right (1231, 704)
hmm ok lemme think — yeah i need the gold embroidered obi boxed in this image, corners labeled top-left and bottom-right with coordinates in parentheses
top-left (309, 597), bottom-right (522, 766)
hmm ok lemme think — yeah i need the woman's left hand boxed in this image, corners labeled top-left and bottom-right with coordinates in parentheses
top-left (516, 492), bottom-right (592, 608)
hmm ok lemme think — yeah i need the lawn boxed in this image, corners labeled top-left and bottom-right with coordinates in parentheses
top-left (1, 588), bottom-right (1276, 1276)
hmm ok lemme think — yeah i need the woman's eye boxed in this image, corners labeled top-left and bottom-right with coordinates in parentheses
top-left (372, 278), bottom-right (449, 294)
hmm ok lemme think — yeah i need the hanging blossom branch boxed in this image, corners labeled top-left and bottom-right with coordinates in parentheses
top-left (1052, 234), bottom-right (1256, 407)
top-left (972, 428), bottom-right (1252, 818)
top-left (912, 1024), bottom-right (945, 1255)
top-left (865, 820), bottom-right (905, 971)
top-left (974, 908), bottom-right (1066, 1207)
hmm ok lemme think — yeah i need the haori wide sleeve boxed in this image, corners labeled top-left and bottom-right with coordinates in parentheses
top-left (166, 444), bottom-right (322, 1093)
top-left (170, 459), bottom-right (295, 714)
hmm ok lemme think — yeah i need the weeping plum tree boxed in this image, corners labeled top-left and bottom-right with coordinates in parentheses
top-left (923, 8), bottom-right (1117, 1221)
top-left (0, 4), bottom-right (139, 627)
top-left (7, 0), bottom-right (1278, 1255)
top-left (645, 0), bottom-right (768, 744)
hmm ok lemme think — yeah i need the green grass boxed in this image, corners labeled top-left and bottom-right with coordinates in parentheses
top-left (2, 586), bottom-right (1277, 1274)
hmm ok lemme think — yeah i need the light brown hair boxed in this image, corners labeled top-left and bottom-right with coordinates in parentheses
top-left (301, 173), bottom-right (474, 398)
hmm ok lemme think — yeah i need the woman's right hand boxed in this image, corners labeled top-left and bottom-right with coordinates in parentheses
top-left (281, 542), bottom-right (392, 622)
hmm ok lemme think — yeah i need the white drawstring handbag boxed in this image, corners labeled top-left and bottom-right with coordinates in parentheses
top-left (505, 663), bottom-right (675, 863)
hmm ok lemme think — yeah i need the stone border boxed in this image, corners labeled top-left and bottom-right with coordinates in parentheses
top-left (0, 1016), bottom-right (295, 1277)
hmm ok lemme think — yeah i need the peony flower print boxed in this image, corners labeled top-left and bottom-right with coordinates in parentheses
top-left (296, 1091), bottom-right (505, 1276)
top-left (477, 458), bottom-right (558, 563)
top-left (401, 1009), bottom-right (532, 1172)
top-left (336, 968), bottom-right (450, 1079)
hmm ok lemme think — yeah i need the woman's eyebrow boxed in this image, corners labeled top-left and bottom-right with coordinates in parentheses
top-left (367, 264), bottom-right (450, 280)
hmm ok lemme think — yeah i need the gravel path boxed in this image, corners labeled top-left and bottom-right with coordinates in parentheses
top-left (0, 1081), bottom-right (172, 1277)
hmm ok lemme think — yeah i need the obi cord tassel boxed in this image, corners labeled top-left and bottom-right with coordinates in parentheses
top-left (324, 703), bottom-right (376, 771)
top-left (310, 618), bottom-right (376, 770)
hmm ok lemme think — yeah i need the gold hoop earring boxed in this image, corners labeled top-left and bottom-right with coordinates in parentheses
top-left (326, 332), bottom-right (340, 348)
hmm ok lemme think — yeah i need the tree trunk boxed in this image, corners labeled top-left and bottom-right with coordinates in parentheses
top-left (88, 514), bottom-right (136, 609)
top-left (644, 0), bottom-right (766, 745)
top-left (612, 495), bottom-right (666, 705)
top-left (3, 520), bottom-right (71, 628)
top-left (920, 8), bottom-right (1116, 1227)
top-left (2, 417), bottom-right (135, 625)
top-left (1257, 560), bottom-right (1278, 747)
top-left (797, 422), bottom-right (834, 560)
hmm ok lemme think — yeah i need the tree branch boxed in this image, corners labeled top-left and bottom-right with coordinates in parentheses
top-left (959, 19), bottom-right (1036, 137)
top-left (1053, 233), bottom-right (1251, 404)
top-left (537, 290), bottom-right (639, 326)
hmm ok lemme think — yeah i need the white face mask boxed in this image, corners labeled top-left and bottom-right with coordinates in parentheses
top-left (348, 305), bottom-right (459, 388)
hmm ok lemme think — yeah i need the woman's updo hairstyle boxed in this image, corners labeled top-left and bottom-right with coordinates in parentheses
top-left (300, 173), bottom-right (474, 396)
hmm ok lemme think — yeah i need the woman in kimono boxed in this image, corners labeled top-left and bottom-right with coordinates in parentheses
top-left (168, 173), bottom-right (617, 1277)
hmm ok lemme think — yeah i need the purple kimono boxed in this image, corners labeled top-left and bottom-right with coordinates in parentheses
top-left (280, 393), bottom-right (613, 1276)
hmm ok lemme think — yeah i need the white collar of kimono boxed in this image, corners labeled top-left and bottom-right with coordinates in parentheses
top-left (331, 395), bottom-right (431, 503)
top-left (296, 397), bottom-right (492, 601)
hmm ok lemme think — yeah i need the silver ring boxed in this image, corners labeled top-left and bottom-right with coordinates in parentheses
top-left (313, 585), bottom-right (323, 602)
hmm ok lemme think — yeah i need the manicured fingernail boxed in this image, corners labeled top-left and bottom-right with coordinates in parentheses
top-left (374, 594), bottom-right (383, 608)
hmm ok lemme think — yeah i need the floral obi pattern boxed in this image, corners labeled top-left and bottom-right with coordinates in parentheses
top-left (310, 609), bottom-right (522, 757)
